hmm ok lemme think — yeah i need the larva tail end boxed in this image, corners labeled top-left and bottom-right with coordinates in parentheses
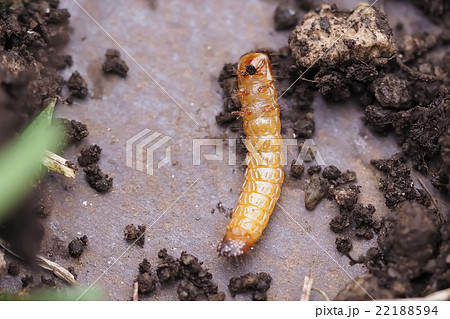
top-left (217, 238), bottom-right (247, 258)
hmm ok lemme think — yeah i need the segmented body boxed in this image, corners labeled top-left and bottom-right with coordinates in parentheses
top-left (218, 53), bottom-right (284, 257)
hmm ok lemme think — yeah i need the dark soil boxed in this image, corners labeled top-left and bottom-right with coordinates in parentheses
top-left (322, 165), bottom-right (341, 180)
top-left (123, 224), bottom-right (146, 247)
top-left (68, 235), bottom-right (88, 258)
top-left (67, 71), bottom-right (88, 100)
top-left (410, 0), bottom-right (450, 20)
top-left (134, 249), bottom-right (224, 301)
top-left (341, 201), bottom-right (446, 299)
top-left (303, 163), bottom-right (381, 254)
top-left (293, 113), bottom-right (315, 138)
top-left (0, 191), bottom-right (45, 262)
top-left (177, 280), bottom-right (203, 301)
top-left (336, 237), bottom-right (352, 254)
top-left (304, 165), bottom-right (358, 211)
top-left (83, 164), bottom-right (113, 193)
top-left (7, 262), bottom-right (20, 276)
top-left (77, 144), bottom-right (102, 167)
top-left (178, 251), bottom-right (220, 298)
top-left (332, 185), bottom-right (360, 210)
top-left (55, 118), bottom-right (89, 143)
top-left (290, 160), bottom-right (305, 178)
top-left (228, 272), bottom-right (272, 301)
top-left (306, 165), bottom-right (321, 175)
top-left (21, 274), bottom-right (34, 288)
top-left (371, 153), bottom-right (431, 208)
top-left (330, 204), bottom-right (380, 239)
top-left (136, 259), bottom-right (156, 295)
top-left (0, 0), bottom-right (71, 148)
top-left (102, 49), bottom-right (129, 78)
top-left (156, 248), bottom-right (182, 283)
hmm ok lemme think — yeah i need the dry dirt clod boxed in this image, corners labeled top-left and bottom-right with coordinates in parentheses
top-left (289, 3), bottom-right (397, 68)
top-left (293, 114), bottom-right (315, 138)
top-left (83, 164), bottom-right (113, 193)
top-left (304, 173), bottom-right (330, 210)
top-left (371, 153), bottom-right (425, 208)
top-left (290, 160), bottom-right (305, 178)
top-left (371, 74), bottom-right (412, 109)
top-left (307, 165), bottom-right (321, 175)
top-left (156, 248), bottom-right (181, 283)
top-left (78, 144), bottom-right (102, 167)
top-left (333, 185), bottom-right (360, 209)
top-left (68, 235), bottom-right (88, 258)
top-left (322, 165), bottom-right (341, 180)
top-left (55, 118), bottom-right (89, 143)
top-left (102, 49), bottom-right (129, 78)
top-left (336, 236), bottom-right (352, 254)
top-left (137, 272), bottom-right (156, 295)
top-left (177, 280), bottom-right (202, 301)
top-left (123, 224), bottom-right (146, 247)
top-left (378, 202), bottom-right (441, 279)
top-left (67, 71), bottom-right (88, 98)
top-left (136, 258), bottom-right (157, 295)
top-left (228, 272), bottom-right (272, 301)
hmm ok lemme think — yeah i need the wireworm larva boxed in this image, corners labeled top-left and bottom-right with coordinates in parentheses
top-left (218, 52), bottom-right (284, 257)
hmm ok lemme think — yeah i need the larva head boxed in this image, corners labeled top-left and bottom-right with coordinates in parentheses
top-left (237, 53), bottom-right (273, 82)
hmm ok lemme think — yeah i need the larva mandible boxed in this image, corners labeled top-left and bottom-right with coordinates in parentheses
top-left (218, 52), bottom-right (284, 257)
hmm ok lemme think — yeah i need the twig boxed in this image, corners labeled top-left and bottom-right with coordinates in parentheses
top-left (312, 287), bottom-right (331, 301)
top-left (133, 281), bottom-right (139, 301)
top-left (300, 77), bottom-right (317, 83)
top-left (42, 150), bottom-right (76, 178)
top-left (36, 255), bottom-right (77, 285)
top-left (300, 274), bottom-right (314, 301)
top-left (0, 237), bottom-right (77, 285)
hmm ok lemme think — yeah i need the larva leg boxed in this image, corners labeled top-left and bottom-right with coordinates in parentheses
top-left (257, 80), bottom-right (275, 93)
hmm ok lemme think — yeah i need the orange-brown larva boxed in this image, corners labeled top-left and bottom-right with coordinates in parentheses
top-left (217, 52), bottom-right (284, 257)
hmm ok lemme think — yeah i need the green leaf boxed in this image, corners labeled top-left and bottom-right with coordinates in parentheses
top-left (0, 99), bottom-right (63, 219)
top-left (0, 286), bottom-right (103, 301)
top-left (19, 98), bottom-right (56, 143)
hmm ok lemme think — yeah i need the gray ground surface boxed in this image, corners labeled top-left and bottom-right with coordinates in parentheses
top-left (0, 0), bottom-right (444, 300)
